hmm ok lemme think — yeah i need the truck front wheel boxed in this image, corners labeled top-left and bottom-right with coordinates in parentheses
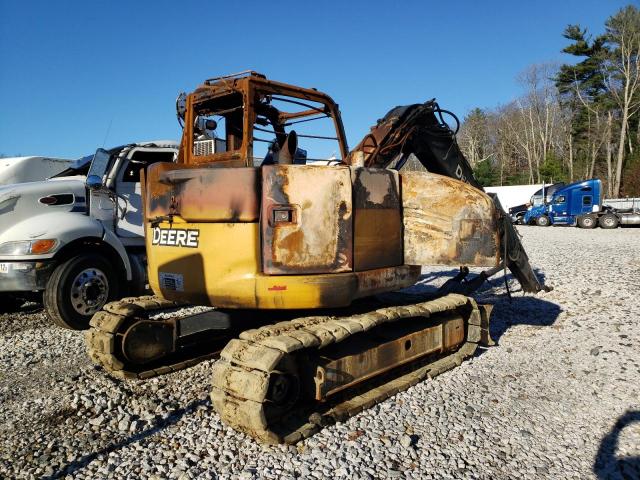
top-left (598, 214), bottom-right (619, 229)
top-left (44, 254), bottom-right (119, 330)
top-left (536, 215), bottom-right (551, 227)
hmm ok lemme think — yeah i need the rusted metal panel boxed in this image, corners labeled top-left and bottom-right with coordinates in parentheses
top-left (145, 162), bottom-right (259, 223)
top-left (314, 313), bottom-right (465, 400)
top-left (401, 171), bottom-right (500, 267)
top-left (354, 265), bottom-right (421, 298)
top-left (351, 167), bottom-right (403, 271)
top-left (261, 165), bottom-right (352, 274)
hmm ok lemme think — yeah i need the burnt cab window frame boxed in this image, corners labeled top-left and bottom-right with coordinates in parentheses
top-left (189, 91), bottom-right (246, 162)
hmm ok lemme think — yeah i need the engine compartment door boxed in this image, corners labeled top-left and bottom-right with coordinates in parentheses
top-left (261, 165), bottom-right (352, 274)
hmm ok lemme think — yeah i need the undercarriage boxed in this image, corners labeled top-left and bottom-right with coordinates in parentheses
top-left (87, 292), bottom-right (491, 443)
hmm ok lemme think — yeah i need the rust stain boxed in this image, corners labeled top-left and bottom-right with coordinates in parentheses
top-left (276, 230), bottom-right (306, 263)
top-left (354, 265), bottom-right (421, 298)
top-left (315, 312), bottom-right (465, 399)
top-left (351, 167), bottom-right (403, 271)
top-left (146, 162), bottom-right (260, 223)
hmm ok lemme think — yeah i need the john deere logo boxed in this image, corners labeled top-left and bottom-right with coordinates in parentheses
top-left (152, 227), bottom-right (199, 248)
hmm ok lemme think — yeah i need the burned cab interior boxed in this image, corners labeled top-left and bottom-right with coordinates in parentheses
top-left (179, 72), bottom-right (348, 167)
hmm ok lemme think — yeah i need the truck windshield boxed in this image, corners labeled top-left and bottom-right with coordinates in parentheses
top-left (531, 195), bottom-right (544, 206)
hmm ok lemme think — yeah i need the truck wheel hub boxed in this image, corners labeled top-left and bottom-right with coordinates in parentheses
top-left (71, 268), bottom-right (109, 315)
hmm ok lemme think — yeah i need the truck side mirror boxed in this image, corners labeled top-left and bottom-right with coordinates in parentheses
top-left (86, 175), bottom-right (103, 190)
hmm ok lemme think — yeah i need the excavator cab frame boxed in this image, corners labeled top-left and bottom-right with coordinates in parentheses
top-left (178, 71), bottom-right (349, 168)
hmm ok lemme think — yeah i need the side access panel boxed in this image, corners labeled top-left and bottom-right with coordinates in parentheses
top-left (262, 165), bottom-right (352, 274)
top-left (351, 167), bottom-right (402, 271)
top-left (401, 171), bottom-right (500, 267)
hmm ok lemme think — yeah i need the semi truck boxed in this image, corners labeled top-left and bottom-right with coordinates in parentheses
top-left (0, 141), bottom-right (178, 327)
top-left (523, 178), bottom-right (640, 228)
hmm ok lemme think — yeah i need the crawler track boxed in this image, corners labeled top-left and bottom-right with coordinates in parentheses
top-left (86, 296), bottom-right (228, 379)
top-left (210, 293), bottom-right (491, 444)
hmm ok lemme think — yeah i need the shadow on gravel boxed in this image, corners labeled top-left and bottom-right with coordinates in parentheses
top-left (411, 267), bottom-right (550, 296)
top-left (43, 398), bottom-right (210, 480)
top-left (406, 268), bottom-right (561, 345)
top-left (483, 295), bottom-right (561, 344)
top-left (594, 410), bottom-right (640, 480)
top-left (0, 302), bottom-right (43, 316)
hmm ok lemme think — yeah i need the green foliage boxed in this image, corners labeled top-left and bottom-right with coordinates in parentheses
top-left (555, 22), bottom-right (612, 152)
top-left (463, 108), bottom-right (488, 126)
top-left (539, 153), bottom-right (567, 184)
top-left (605, 5), bottom-right (640, 50)
top-left (504, 170), bottom-right (531, 186)
top-left (472, 160), bottom-right (499, 187)
top-left (556, 25), bottom-right (607, 101)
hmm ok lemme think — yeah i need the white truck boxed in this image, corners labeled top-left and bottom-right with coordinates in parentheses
top-left (0, 141), bottom-right (178, 329)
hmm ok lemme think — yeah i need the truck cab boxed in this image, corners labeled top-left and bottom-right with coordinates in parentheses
top-left (547, 180), bottom-right (601, 225)
top-left (0, 141), bottom-right (178, 328)
top-left (523, 179), bottom-right (602, 227)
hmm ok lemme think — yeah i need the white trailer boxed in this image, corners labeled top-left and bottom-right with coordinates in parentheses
top-left (484, 184), bottom-right (544, 211)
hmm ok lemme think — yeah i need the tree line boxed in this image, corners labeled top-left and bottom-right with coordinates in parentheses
top-left (458, 5), bottom-right (640, 197)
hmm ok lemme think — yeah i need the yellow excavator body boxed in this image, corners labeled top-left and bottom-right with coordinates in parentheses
top-left (144, 161), bottom-right (500, 310)
top-left (145, 218), bottom-right (421, 310)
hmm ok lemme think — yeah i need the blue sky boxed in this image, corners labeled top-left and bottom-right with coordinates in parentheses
top-left (0, 0), bottom-right (633, 158)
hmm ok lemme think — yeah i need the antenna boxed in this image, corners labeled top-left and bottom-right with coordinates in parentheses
top-left (102, 118), bottom-right (113, 148)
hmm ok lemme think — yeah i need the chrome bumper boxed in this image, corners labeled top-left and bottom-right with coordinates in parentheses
top-left (0, 260), bottom-right (55, 292)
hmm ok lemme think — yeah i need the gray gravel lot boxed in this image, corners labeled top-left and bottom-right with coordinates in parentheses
top-left (1, 226), bottom-right (639, 480)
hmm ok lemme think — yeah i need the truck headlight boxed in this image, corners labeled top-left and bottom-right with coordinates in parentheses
top-left (0, 239), bottom-right (58, 256)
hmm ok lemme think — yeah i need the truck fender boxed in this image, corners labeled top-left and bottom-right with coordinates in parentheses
top-left (102, 228), bottom-right (133, 281)
top-left (3, 208), bottom-right (133, 282)
top-left (0, 211), bottom-right (105, 261)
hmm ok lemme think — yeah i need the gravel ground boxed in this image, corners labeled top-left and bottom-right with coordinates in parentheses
top-left (1, 226), bottom-right (638, 480)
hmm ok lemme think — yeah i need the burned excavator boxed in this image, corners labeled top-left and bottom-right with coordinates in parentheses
top-left (86, 71), bottom-right (545, 444)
